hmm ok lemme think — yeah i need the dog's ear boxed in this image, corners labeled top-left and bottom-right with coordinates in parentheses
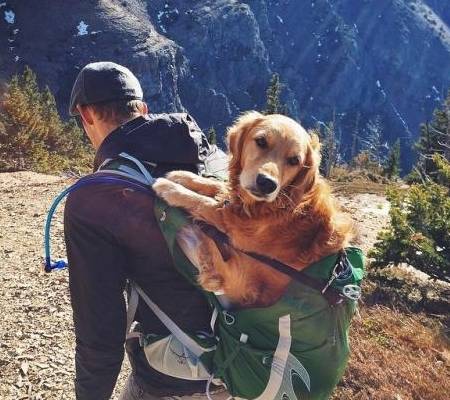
top-left (226, 111), bottom-right (264, 173)
top-left (288, 132), bottom-right (322, 208)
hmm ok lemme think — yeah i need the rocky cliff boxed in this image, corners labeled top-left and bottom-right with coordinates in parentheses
top-left (1, 0), bottom-right (449, 167)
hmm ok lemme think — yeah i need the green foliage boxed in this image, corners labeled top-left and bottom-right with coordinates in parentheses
top-left (314, 111), bottom-right (345, 178)
top-left (370, 157), bottom-right (450, 283)
top-left (370, 92), bottom-right (450, 282)
top-left (314, 120), bottom-right (337, 178)
top-left (0, 66), bottom-right (92, 173)
top-left (412, 91), bottom-right (450, 182)
top-left (207, 127), bottom-right (217, 145)
top-left (383, 139), bottom-right (401, 179)
top-left (350, 112), bottom-right (361, 161)
top-left (433, 153), bottom-right (450, 186)
top-left (263, 73), bottom-right (289, 115)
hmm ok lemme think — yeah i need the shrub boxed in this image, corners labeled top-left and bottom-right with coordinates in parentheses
top-left (350, 150), bottom-right (384, 175)
top-left (0, 66), bottom-right (92, 174)
top-left (369, 154), bottom-right (450, 282)
top-left (411, 91), bottom-right (450, 182)
top-left (383, 139), bottom-right (401, 179)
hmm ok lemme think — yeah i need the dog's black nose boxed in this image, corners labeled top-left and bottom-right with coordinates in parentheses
top-left (256, 174), bottom-right (277, 195)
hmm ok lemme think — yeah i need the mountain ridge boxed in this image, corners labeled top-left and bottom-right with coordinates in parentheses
top-left (1, 0), bottom-right (449, 167)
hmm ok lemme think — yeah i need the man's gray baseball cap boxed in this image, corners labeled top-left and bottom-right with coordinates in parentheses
top-left (69, 61), bottom-right (143, 116)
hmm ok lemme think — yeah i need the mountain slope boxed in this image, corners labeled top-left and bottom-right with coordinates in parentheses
top-left (1, 0), bottom-right (449, 166)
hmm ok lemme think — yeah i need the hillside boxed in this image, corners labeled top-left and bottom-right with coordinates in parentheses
top-left (1, 0), bottom-right (450, 168)
top-left (0, 172), bottom-right (448, 399)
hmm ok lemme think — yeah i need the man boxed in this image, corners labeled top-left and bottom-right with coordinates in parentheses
top-left (65, 62), bottom-right (227, 400)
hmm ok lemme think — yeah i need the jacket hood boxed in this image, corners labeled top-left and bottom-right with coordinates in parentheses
top-left (94, 113), bottom-right (228, 178)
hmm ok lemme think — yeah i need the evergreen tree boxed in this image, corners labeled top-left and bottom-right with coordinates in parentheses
top-left (0, 66), bottom-right (92, 173)
top-left (360, 116), bottom-right (386, 166)
top-left (264, 73), bottom-right (289, 115)
top-left (350, 112), bottom-right (361, 162)
top-left (383, 139), bottom-right (401, 179)
top-left (0, 71), bottom-right (43, 170)
top-left (414, 91), bottom-right (450, 180)
top-left (207, 127), bottom-right (217, 145)
top-left (315, 116), bottom-right (338, 178)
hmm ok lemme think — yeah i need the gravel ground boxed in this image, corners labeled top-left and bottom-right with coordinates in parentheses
top-left (0, 172), bottom-right (130, 400)
top-left (0, 172), bottom-right (390, 400)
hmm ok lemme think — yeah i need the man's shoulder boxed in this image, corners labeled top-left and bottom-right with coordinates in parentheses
top-left (65, 177), bottom-right (156, 225)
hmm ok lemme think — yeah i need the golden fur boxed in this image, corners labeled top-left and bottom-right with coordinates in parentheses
top-left (153, 111), bottom-right (353, 307)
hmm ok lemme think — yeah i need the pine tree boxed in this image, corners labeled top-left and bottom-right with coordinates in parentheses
top-left (350, 112), bottom-right (361, 162)
top-left (207, 127), bottom-right (217, 145)
top-left (0, 71), bottom-right (44, 170)
top-left (264, 73), bottom-right (289, 115)
top-left (414, 91), bottom-right (450, 181)
top-left (315, 116), bottom-right (338, 178)
top-left (360, 116), bottom-right (385, 166)
top-left (0, 66), bottom-right (92, 173)
top-left (383, 139), bottom-right (401, 179)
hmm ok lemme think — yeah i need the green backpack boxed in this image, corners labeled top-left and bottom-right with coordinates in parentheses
top-left (145, 199), bottom-right (364, 400)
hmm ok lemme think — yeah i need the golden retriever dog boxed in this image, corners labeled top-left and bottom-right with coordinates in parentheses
top-left (153, 111), bottom-right (353, 307)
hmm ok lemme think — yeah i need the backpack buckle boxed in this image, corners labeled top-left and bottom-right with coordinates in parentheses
top-left (342, 284), bottom-right (361, 301)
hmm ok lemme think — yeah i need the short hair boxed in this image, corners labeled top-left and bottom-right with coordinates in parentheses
top-left (89, 99), bottom-right (146, 125)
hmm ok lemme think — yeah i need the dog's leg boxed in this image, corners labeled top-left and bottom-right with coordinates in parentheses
top-left (153, 178), bottom-right (225, 228)
top-left (165, 170), bottom-right (226, 198)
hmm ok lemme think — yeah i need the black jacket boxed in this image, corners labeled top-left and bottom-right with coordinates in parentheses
top-left (64, 115), bottom-right (221, 400)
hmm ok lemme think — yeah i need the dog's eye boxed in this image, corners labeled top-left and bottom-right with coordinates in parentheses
top-left (287, 156), bottom-right (300, 166)
top-left (255, 137), bottom-right (268, 149)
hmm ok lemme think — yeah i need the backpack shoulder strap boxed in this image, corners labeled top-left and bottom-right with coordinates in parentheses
top-left (96, 152), bottom-right (155, 185)
top-left (98, 155), bottom-right (217, 356)
top-left (126, 282), bottom-right (216, 357)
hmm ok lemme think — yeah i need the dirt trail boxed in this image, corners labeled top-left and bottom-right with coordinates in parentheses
top-left (1, 172), bottom-right (447, 400)
top-left (0, 172), bottom-right (132, 400)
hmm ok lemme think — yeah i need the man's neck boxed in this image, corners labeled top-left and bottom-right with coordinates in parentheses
top-left (94, 114), bottom-right (145, 149)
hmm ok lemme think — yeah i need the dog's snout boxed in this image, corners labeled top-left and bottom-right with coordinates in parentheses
top-left (256, 174), bottom-right (277, 195)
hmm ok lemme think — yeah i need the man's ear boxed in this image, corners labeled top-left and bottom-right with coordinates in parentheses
top-left (287, 135), bottom-right (321, 207)
top-left (139, 101), bottom-right (148, 115)
top-left (226, 111), bottom-right (264, 170)
top-left (77, 104), bottom-right (95, 126)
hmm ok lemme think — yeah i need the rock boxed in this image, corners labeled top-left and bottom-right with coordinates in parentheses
top-left (34, 363), bottom-right (50, 370)
top-left (15, 375), bottom-right (23, 388)
top-left (19, 361), bottom-right (29, 376)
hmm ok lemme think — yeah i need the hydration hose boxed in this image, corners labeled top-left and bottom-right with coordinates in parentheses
top-left (44, 175), bottom-right (152, 272)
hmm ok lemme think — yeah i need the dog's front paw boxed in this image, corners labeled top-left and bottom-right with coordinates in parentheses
top-left (152, 178), bottom-right (179, 205)
top-left (198, 270), bottom-right (224, 293)
top-left (165, 170), bottom-right (198, 185)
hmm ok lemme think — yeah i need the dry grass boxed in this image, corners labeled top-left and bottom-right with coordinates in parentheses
top-left (331, 180), bottom-right (388, 195)
top-left (334, 304), bottom-right (450, 400)
top-left (328, 166), bottom-right (396, 195)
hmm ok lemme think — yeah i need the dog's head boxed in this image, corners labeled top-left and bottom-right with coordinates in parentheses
top-left (227, 111), bottom-right (321, 206)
